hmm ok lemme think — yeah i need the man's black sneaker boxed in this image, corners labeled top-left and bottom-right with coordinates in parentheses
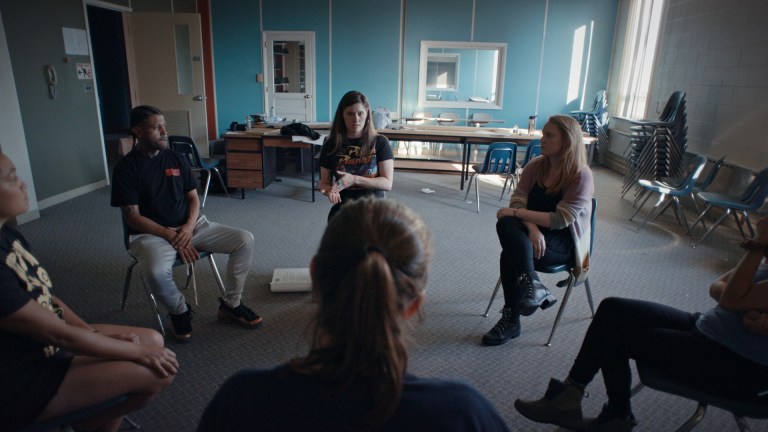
top-left (168, 303), bottom-right (193, 343)
top-left (218, 297), bottom-right (263, 328)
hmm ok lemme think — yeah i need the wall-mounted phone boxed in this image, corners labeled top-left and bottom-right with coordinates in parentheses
top-left (44, 65), bottom-right (57, 99)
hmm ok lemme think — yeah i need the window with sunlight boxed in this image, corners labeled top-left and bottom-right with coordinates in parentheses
top-left (613, 0), bottom-right (665, 119)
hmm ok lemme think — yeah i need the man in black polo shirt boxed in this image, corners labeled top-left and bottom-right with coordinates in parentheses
top-left (111, 105), bottom-right (261, 342)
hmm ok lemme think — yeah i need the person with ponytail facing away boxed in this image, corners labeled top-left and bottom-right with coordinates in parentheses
top-left (318, 90), bottom-right (394, 221)
top-left (198, 198), bottom-right (509, 431)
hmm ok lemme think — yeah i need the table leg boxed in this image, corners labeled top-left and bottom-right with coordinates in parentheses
top-left (461, 140), bottom-right (472, 190)
top-left (311, 147), bottom-right (316, 202)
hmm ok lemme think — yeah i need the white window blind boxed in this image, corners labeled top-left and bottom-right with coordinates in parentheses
top-left (613, 0), bottom-right (665, 119)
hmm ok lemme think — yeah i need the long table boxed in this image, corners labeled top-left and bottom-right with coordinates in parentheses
top-left (225, 125), bottom-right (594, 199)
top-left (378, 125), bottom-right (543, 190)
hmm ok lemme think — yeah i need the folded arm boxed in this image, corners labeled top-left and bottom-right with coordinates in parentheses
top-left (716, 217), bottom-right (768, 312)
top-left (121, 190), bottom-right (200, 263)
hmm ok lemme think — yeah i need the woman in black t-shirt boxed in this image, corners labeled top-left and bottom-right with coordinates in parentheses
top-left (0, 153), bottom-right (177, 431)
top-left (318, 90), bottom-right (394, 220)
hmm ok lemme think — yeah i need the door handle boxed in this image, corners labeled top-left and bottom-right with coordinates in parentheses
top-left (194, 95), bottom-right (204, 101)
top-left (304, 95), bottom-right (311, 99)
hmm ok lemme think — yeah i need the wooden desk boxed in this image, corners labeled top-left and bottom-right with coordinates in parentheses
top-left (261, 131), bottom-right (324, 202)
top-left (224, 129), bottom-right (325, 202)
top-left (224, 130), bottom-right (276, 196)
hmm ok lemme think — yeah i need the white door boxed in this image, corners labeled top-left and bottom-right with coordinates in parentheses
top-left (263, 31), bottom-right (315, 122)
top-left (127, 13), bottom-right (209, 155)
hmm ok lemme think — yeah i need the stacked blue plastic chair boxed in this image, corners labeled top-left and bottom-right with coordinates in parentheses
top-left (629, 155), bottom-right (707, 232)
top-left (687, 166), bottom-right (768, 248)
top-left (622, 91), bottom-right (688, 199)
top-left (570, 90), bottom-right (608, 164)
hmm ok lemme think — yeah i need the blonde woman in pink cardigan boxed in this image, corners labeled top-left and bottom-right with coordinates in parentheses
top-left (482, 115), bottom-right (594, 347)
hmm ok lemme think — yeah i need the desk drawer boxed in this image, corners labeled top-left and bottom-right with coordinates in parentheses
top-left (227, 139), bottom-right (263, 151)
top-left (228, 170), bottom-right (264, 189)
top-left (227, 152), bottom-right (262, 170)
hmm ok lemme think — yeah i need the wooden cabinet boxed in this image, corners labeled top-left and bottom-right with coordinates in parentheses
top-left (225, 136), bottom-right (276, 190)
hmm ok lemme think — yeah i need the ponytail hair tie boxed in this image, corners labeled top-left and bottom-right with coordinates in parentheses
top-left (366, 245), bottom-right (387, 259)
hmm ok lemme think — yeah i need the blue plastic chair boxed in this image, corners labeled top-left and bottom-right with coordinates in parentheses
top-left (629, 155), bottom-right (708, 232)
top-left (570, 90), bottom-right (608, 128)
top-left (690, 156), bottom-right (726, 219)
top-left (505, 141), bottom-right (541, 198)
top-left (169, 135), bottom-right (229, 208)
top-left (521, 140), bottom-right (542, 166)
top-left (484, 197), bottom-right (597, 346)
top-left (464, 142), bottom-right (517, 213)
top-left (687, 166), bottom-right (768, 248)
top-left (631, 362), bottom-right (768, 432)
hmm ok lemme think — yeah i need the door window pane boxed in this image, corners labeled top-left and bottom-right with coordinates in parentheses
top-left (174, 24), bottom-right (193, 95)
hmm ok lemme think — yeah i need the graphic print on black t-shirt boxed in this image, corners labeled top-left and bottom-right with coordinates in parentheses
top-left (336, 144), bottom-right (379, 182)
top-left (4, 239), bottom-right (61, 357)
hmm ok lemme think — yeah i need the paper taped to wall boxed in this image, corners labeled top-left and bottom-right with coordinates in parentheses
top-left (270, 268), bottom-right (312, 292)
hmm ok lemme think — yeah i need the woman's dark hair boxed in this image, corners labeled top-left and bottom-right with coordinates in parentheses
top-left (290, 198), bottom-right (432, 430)
top-left (327, 91), bottom-right (378, 158)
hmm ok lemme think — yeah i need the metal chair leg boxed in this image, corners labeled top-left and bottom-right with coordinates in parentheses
top-left (143, 282), bottom-right (166, 337)
top-left (634, 193), bottom-right (666, 232)
top-left (483, 277), bottom-right (502, 317)
top-left (734, 414), bottom-right (752, 432)
top-left (183, 262), bottom-right (199, 306)
top-left (629, 191), bottom-right (653, 221)
top-left (122, 260), bottom-right (138, 310)
top-left (546, 273), bottom-right (575, 346)
top-left (207, 254), bottom-right (227, 297)
top-left (475, 174), bottom-right (481, 213)
top-left (463, 174), bottom-right (475, 202)
top-left (630, 382), bottom-right (645, 397)
top-left (584, 278), bottom-right (595, 316)
top-left (211, 167), bottom-right (230, 199)
top-left (692, 208), bottom-right (731, 248)
top-left (677, 403), bottom-right (708, 432)
top-left (201, 169), bottom-right (212, 209)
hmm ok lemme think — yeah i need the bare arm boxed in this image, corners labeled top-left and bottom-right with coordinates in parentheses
top-left (121, 204), bottom-right (174, 241)
top-left (319, 166), bottom-right (341, 204)
top-left (0, 300), bottom-right (178, 377)
top-left (709, 269), bottom-right (733, 302)
top-left (336, 159), bottom-right (394, 192)
top-left (718, 217), bottom-right (768, 312)
top-left (122, 190), bottom-right (200, 263)
top-left (54, 295), bottom-right (94, 331)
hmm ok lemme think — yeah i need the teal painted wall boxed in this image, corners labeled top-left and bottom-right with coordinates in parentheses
top-left (210, 0), bottom-right (264, 128)
top-left (330, 0), bottom-right (401, 115)
top-left (210, 0), bottom-right (618, 134)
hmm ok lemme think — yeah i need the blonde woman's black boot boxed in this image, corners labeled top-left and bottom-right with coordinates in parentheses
top-left (481, 307), bottom-right (520, 346)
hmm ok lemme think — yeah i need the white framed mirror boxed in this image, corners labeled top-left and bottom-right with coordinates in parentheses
top-left (418, 40), bottom-right (507, 110)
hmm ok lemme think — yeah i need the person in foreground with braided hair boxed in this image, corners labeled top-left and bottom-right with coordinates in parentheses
top-left (515, 218), bottom-right (768, 431)
top-left (198, 198), bottom-right (509, 431)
